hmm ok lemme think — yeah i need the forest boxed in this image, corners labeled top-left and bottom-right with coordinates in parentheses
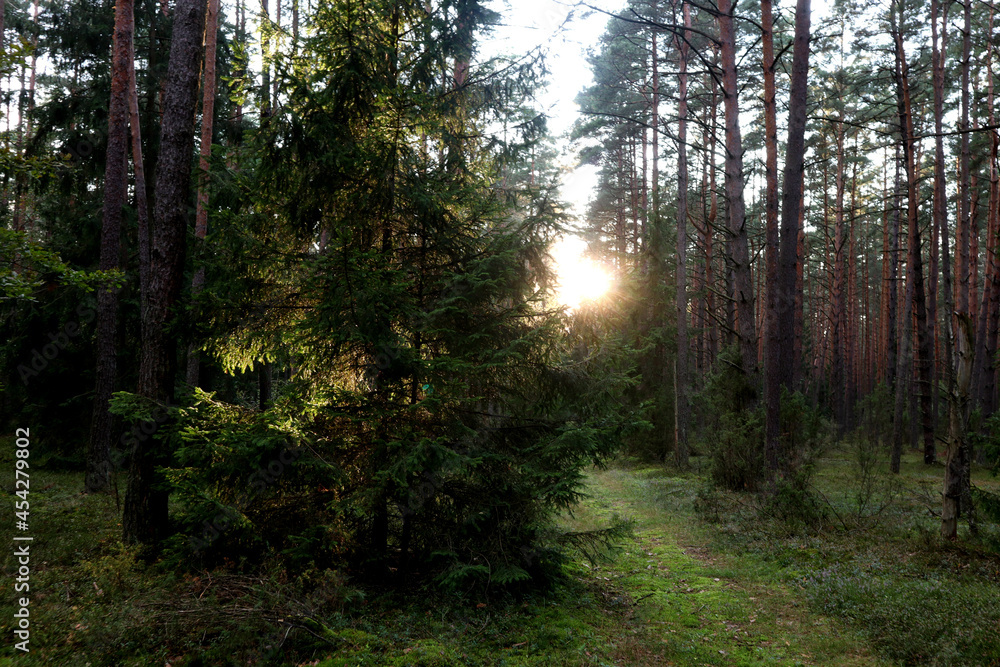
top-left (1, 0), bottom-right (1000, 664)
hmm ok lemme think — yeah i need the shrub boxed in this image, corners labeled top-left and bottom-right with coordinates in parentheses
top-left (804, 561), bottom-right (1000, 665)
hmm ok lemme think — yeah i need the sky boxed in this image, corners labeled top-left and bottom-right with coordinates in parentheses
top-left (479, 0), bottom-right (837, 305)
top-left (482, 0), bottom-right (619, 221)
top-left (480, 0), bottom-right (622, 305)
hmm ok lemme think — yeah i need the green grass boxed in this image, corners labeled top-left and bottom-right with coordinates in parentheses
top-left (2, 438), bottom-right (999, 665)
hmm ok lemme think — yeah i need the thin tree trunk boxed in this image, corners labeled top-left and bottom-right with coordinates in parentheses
top-left (129, 24), bottom-right (150, 305)
top-left (933, 0), bottom-right (954, 399)
top-left (187, 0), bottom-right (220, 388)
top-left (889, 147), bottom-right (905, 472)
top-left (706, 68), bottom-right (719, 365)
top-left (673, 0), bottom-right (690, 467)
top-left (891, 272), bottom-right (914, 473)
top-left (957, 0), bottom-right (972, 316)
top-left (260, 0), bottom-right (271, 117)
top-left (88, 0), bottom-right (135, 494)
top-left (123, 0), bottom-right (207, 545)
top-left (973, 5), bottom-right (999, 418)
top-left (832, 118), bottom-right (847, 431)
top-left (650, 13), bottom-right (659, 270)
top-left (762, 0), bottom-right (781, 470)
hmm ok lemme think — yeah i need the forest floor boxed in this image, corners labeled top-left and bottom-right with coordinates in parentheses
top-left (2, 444), bottom-right (1000, 666)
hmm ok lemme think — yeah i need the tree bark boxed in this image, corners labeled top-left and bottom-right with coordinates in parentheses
top-left (260, 0), bottom-right (271, 117)
top-left (893, 14), bottom-right (935, 465)
top-left (762, 0), bottom-right (781, 471)
top-left (123, 0), bottom-right (207, 545)
top-left (768, 0), bottom-right (810, 463)
top-left (718, 0), bottom-right (756, 384)
top-left (88, 0), bottom-right (135, 494)
top-left (777, 0), bottom-right (810, 391)
top-left (832, 117), bottom-right (847, 432)
top-left (973, 4), bottom-right (998, 418)
top-left (942, 314), bottom-right (974, 539)
top-left (129, 24), bottom-right (150, 306)
top-left (932, 0), bottom-right (954, 401)
top-left (187, 0), bottom-right (221, 388)
top-left (673, 0), bottom-right (690, 467)
top-left (956, 0), bottom-right (972, 318)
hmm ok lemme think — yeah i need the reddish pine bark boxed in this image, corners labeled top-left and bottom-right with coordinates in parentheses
top-left (88, 0), bottom-right (135, 494)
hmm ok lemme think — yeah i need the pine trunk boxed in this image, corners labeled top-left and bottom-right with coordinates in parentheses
top-left (129, 25), bottom-right (151, 304)
top-left (762, 0), bottom-right (781, 471)
top-left (673, 0), bottom-right (690, 467)
top-left (893, 17), bottom-right (936, 465)
top-left (123, 0), bottom-right (207, 545)
top-left (187, 0), bottom-right (221, 388)
top-left (942, 315), bottom-right (974, 539)
top-left (88, 0), bottom-right (134, 494)
top-left (718, 0), bottom-right (756, 383)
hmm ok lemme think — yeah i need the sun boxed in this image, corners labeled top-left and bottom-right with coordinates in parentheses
top-left (550, 236), bottom-right (612, 309)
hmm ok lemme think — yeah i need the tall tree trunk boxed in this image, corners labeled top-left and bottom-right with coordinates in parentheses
top-left (187, 0), bottom-right (221, 388)
top-left (762, 0), bottom-right (781, 470)
top-left (886, 148), bottom-right (902, 393)
top-left (794, 201), bottom-right (805, 389)
top-left (705, 68), bottom-right (719, 366)
top-left (942, 314), bottom-right (974, 539)
top-left (718, 0), bottom-right (756, 383)
top-left (846, 145), bottom-right (859, 427)
top-left (773, 0), bottom-right (811, 450)
top-left (260, 0), bottom-right (271, 117)
top-left (956, 0), bottom-right (972, 316)
top-left (129, 25), bottom-right (150, 305)
top-left (973, 5), bottom-right (998, 417)
top-left (673, 0), bottom-right (690, 467)
top-left (932, 0), bottom-right (954, 400)
top-left (893, 13), bottom-right (935, 465)
top-left (832, 118), bottom-right (847, 431)
top-left (985, 50), bottom-right (1000, 419)
top-left (88, 0), bottom-right (135, 494)
top-left (650, 13), bottom-right (659, 269)
top-left (891, 265), bottom-right (914, 472)
top-left (12, 0), bottom-right (39, 233)
top-left (123, 0), bottom-right (207, 545)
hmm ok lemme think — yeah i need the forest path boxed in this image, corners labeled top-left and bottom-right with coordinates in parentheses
top-left (557, 465), bottom-right (892, 666)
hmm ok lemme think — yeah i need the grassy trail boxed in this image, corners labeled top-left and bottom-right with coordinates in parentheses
top-left (551, 465), bottom-right (889, 667)
top-left (4, 454), bottom-right (998, 665)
